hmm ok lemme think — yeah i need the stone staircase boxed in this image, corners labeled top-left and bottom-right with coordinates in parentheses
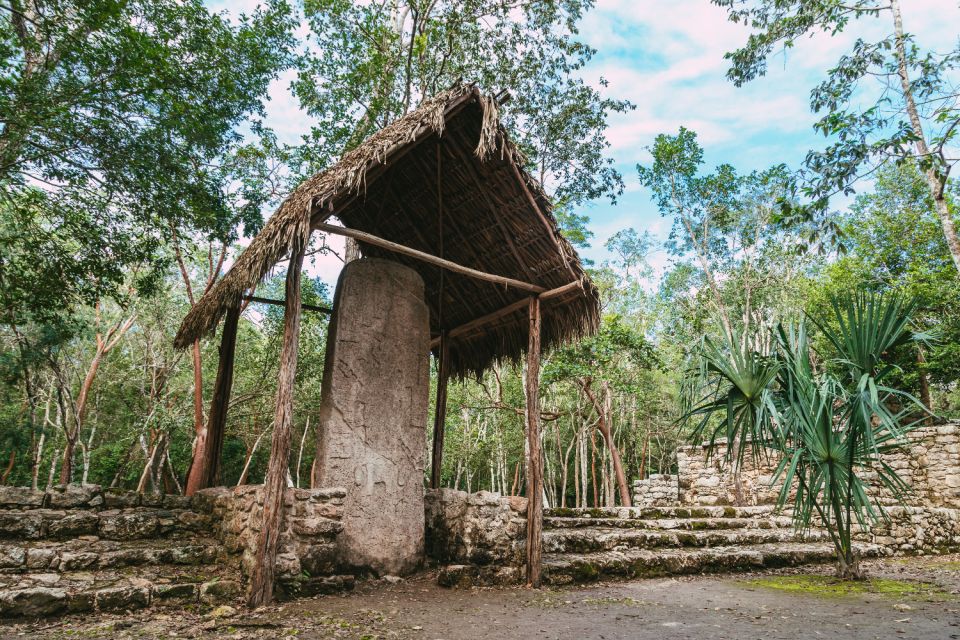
top-left (540, 505), bottom-right (884, 585)
top-left (0, 486), bottom-right (240, 618)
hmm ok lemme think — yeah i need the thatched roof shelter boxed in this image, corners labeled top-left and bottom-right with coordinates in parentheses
top-left (174, 84), bottom-right (599, 378)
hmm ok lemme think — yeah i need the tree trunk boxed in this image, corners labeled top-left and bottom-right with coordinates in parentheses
top-left (580, 381), bottom-right (632, 507)
top-left (247, 237), bottom-right (306, 609)
top-left (890, 0), bottom-right (960, 275)
top-left (836, 548), bottom-right (865, 580)
top-left (1, 451), bottom-right (15, 484)
top-left (524, 296), bottom-right (543, 588)
top-left (31, 431), bottom-right (45, 491)
top-left (237, 422), bottom-right (269, 487)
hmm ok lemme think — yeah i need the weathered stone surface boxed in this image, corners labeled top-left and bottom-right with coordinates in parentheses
top-left (153, 583), bottom-right (198, 602)
top-left (103, 489), bottom-right (140, 509)
top-left (25, 548), bottom-right (57, 570)
top-left (425, 488), bottom-right (526, 567)
top-left (632, 474), bottom-right (679, 507)
top-left (199, 579), bottom-right (241, 604)
top-left (0, 587), bottom-right (68, 618)
top-left (0, 511), bottom-right (42, 539)
top-left (676, 422), bottom-right (960, 509)
top-left (47, 484), bottom-right (102, 509)
top-left (0, 544), bottom-right (25, 568)
top-left (98, 511), bottom-right (160, 540)
top-left (314, 258), bottom-right (430, 576)
top-left (96, 584), bottom-right (150, 611)
top-left (0, 487), bottom-right (45, 508)
top-left (48, 511), bottom-right (99, 538)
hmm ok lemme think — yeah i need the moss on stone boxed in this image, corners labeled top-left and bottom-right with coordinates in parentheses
top-left (570, 561), bottom-right (600, 582)
top-left (742, 575), bottom-right (952, 600)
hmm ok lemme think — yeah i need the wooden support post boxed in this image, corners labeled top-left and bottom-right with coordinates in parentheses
top-left (247, 236), bottom-right (307, 608)
top-left (199, 303), bottom-right (240, 490)
top-left (430, 332), bottom-right (450, 489)
top-left (184, 303), bottom-right (240, 496)
top-left (525, 296), bottom-right (543, 588)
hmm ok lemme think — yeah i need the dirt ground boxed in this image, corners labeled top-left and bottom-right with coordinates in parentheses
top-left (5, 555), bottom-right (960, 640)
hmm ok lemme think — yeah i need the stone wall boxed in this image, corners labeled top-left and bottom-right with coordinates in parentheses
top-left (193, 485), bottom-right (351, 596)
top-left (0, 484), bottom-right (351, 599)
top-left (631, 474), bottom-right (679, 507)
top-left (424, 488), bottom-right (526, 586)
top-left (676, 422), bottom-right (960, 509)
top-left (676, 446), bottom-right (783, 506)
top-left (853, 506), bottom-right (960, 555)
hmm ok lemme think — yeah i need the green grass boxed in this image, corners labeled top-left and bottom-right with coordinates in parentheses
top-left (742, 574), bottom-right (951, 600)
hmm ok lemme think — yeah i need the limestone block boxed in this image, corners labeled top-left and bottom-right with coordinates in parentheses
top-left (0, 587), bottom-right (68, 618)
top-left (314, 258), bottom-right (430, 576)
top-left (0, 486), bottom-right (45, 508)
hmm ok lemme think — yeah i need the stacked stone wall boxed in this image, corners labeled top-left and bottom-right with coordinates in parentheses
top-left (194, 485), bottom-right (352, 595)
top-left (676, 422), bottom-right (960, 509)
top-left (0, 483), bottom-right (351, 604)
top-left (631, 474), bottom-right (679, 507)
top-left (424, 488), bottom-right (526, 586)
top-left (852, 506), bottom-right (960, 555)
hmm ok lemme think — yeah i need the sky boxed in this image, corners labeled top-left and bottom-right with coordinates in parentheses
top-left (211, 0), bottom-right (960, 288)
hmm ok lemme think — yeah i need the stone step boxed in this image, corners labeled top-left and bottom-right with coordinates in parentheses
top-left (0, 486), bottom-right (195, 512)
top-left (542, 541), bottom-right (886, 585)
top-left (543, 526), bottom-right (827, 554)
top-left (0, 507), bottom-right (210, 541)
top-left (0, 538), bottom-right (223, 574)
top-left (544, 515), bottom-right (795, 531)
top-left (0, 566), bottom-right (354, 619)
top-left (545, 505), bottom-right (781, 520)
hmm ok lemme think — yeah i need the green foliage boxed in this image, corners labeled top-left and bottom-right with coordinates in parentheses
top-left (0, 0), bottom-right (295, 323)
top-left (713, 0), bottom-right (960, 257)
top-left (682, 292), bottom-right (933, 577)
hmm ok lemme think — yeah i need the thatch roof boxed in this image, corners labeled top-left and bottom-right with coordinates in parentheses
top-left (174, 84), bottom-right (599, 377)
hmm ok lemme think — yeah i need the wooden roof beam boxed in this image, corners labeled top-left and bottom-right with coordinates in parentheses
top-left (315, 222), bottom-right (545, 294)
top-left (428, 281), bottom-right (582, 349)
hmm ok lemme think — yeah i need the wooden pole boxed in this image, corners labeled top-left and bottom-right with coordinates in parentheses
top-left (428, 281), bottom-right (581, 350)
top-left (525, 296), bottom-right (543, 588)
top-left (430, 332), bottom-right (450, 489)
top-left (243, 295), bottom-right (331, 315)
top-left (314, 222), bottom-right (545, 294)
top-left (187, 303), bottom-right (240, 493)
top-left (247, 235), bottom-right (307, 608)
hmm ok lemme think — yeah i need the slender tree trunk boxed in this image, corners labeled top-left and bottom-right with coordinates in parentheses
top-left (46, 449), bottom-right (59, 491)
top-left (31, 431), bottom-right (45, 491)
top-left (248, 237), bottom-right (306, 608)
top-left (1, 451), bottom-right (15, 484)
top-left (917, 347), bottom-right (933, 425)
top-left (580, 381), bottom-right (632, 507)
top-left (890, 0), bottom-right (960, 275)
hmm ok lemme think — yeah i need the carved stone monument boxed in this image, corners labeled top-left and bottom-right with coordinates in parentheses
top-left (312, 258), bottom-right (430, 575)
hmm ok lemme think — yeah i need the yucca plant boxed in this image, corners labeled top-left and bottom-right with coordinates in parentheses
top-left (681, 293), bottom-right (933, 578)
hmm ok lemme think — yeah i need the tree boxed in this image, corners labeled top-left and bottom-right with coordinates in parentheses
top-left (292, 0), bottom-right (632, 227)
top-left (545, 314), bottom-right (658, 506)
top-left (811, 162), bottom-right (960, 413)
top-left (682, 293), bottom-right (932, 578)
top-left (638, 128), bottom-right (811, 344)
top-left (0, 0), bottom-right (295, 325)
top-left (714, 0), bottom-right (960, 274)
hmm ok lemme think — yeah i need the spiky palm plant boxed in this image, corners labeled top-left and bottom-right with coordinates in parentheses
top-left (681, 293), bottom-right (932, 578)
